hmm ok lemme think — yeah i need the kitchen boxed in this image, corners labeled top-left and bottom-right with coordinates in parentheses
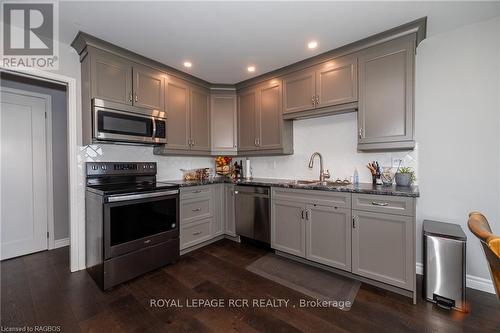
top-left (1, 2), bottom-right (499, 332)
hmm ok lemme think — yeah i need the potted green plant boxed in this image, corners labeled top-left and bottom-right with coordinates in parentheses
top-left (395, 167), bottom-right (416, 187)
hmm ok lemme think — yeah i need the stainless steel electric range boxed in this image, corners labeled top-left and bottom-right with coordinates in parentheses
top-left (85, 162), bottom-right (179, 290)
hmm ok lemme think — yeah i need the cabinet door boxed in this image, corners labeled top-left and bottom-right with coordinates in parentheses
top-left (224, 184), bottom-right (236, 236)
top-left (315, 55), bottom-right (357, 108)
top-left (190, 86), bottom-right (210, 151)
top-left (305, 204), bottom-right (351, 271)
top-left (282, 69), bottom-right (315, 114)
top-left (271, 199), bottom-right (306, 258)
top-left (257, 80), bottom-right (282, 150)
top-left (132, 63), bottom-right (165, 110)
top-left (237, 88), bottom-right (258, 151)
top-left (90, 48), bottom-right (132, 105)
top-left (211, 93), bottom-right (237, 153)
top-left (352, 210), bottom-right (414, 290)
top-left (165, 77), bottom-right (190, 150)
top-left (358, 35), bottom-right (415, 147)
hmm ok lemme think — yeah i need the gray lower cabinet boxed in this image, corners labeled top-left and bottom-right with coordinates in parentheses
top-left (271, 199), bottom-right (306, 257)
top-left (357, 34), bottom-right (416, 150)
top-left (305, 204), bottom-right (351, 271)
top-left (351, 210), bottom-right (415, 290)
top-left (271, 189), bottom-right (351, 270)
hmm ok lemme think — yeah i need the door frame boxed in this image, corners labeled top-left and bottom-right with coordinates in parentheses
top-left (1, 87), bottom-right (54, 252)
top-left (1, 66), bottom-right (81, 272)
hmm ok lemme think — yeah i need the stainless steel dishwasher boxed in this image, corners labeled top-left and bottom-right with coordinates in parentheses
top-left (234, 185), bottom-right (270, 244)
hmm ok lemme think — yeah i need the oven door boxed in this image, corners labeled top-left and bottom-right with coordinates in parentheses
top-left (103, 190), bottom-right (179, 259)
top-left (94, 107), bottom-right (166, 144)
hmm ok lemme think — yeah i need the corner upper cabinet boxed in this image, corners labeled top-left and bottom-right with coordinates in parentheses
top-left (164, 77), bottom-right (191, 150)
top-left (237, 79), bottom-right (293, 155)
top-left (133, 63), bottom-right (165, 110)
top-left (89, 47), bottom-right (133, 105)
top-left (357, 34), bottom-right (416, 150)
top-left (211, 91), bottom-right (237, 154)
top-left (190, 86), bottom-right (210, 152)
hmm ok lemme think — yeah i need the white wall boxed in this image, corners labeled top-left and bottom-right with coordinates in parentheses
top-left (249, 16), bottom-right (500, 291)
top-left (415, 17), bottom-right (500, 286)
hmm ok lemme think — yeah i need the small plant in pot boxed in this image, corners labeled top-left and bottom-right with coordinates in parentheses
top-left (395, 167), bottom-right (416, 187)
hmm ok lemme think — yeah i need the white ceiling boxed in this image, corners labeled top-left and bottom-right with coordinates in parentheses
top-left (59, 1), bottom-right (500, 83)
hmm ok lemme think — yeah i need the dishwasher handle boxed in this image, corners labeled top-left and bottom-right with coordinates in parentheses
top-left (234, 186), bottom-right (270, 196)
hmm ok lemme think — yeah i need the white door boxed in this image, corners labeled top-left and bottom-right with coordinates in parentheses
top-left (1, 89), bottom-right (49, 260)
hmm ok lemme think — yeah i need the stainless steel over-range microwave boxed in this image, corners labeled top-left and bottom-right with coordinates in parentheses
top-left (92, 98), bottom-right (167, 145)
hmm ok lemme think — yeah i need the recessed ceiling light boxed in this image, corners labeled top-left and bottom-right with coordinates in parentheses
top-left (183, 61), bottom-right (192, 68)
top-left (308, 41), bottom-right (318, 49)
top-left (247, 66), bottom-right (256, 73)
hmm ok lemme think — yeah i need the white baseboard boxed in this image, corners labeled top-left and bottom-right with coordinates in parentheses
top-left (416, 262), bottom-right (495, 294)
top-left (54, 237), bottom-right (70, 249)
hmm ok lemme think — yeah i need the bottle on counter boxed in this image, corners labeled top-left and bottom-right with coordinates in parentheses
top-left (353, 168), bottom-right (359, 186)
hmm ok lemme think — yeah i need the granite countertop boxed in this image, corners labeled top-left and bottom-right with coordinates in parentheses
top-left (162, 177), bottom-right (419, 198)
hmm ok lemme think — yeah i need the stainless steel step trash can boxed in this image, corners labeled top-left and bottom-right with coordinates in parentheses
top-left (423, 220), bottom-right (467, 312)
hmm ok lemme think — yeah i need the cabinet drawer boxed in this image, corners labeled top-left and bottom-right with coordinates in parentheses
top-left (181, 197), bottom-right (213, 223)
top-left (352, 194), bottom-right (414, 216)
top-left (180, 218), bottom-right (213, 250)
top-left (180, 185), bottom-right (212, 200)
top-left (272, 188), bottom-right (350, 208)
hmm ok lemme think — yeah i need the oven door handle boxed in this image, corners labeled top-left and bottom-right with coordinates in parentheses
top-left (107, 190), bottom-right (179, 203)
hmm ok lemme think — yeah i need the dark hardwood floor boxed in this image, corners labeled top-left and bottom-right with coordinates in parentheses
top-left (1, 239), bottom-right (499, 332)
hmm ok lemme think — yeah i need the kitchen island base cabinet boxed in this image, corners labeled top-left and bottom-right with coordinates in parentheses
top-left (351, 210), bottom-right (414, 291)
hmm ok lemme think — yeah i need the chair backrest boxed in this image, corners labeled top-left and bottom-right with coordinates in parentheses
top-left (468, 212), bottom-right (500, 302)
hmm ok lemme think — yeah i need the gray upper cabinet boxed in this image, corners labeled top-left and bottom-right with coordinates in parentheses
top-left (211, 91), bottom-right (237, 154)
top-left (90, 47), bottom-right (133, 105)
top-left (271, 199), bottom-right (306, 258)
top-left (315, 56), bottom-right (357, 108)
top-left (282, 54), bottom-right (358, 118)
top-left (164, 77), bottom-right (190, 150)
top-left (357, 34), bottom-right (415, 150)
top-left (283, 68), bottom-right (316, 114)
top-left (237, 79), bottom-right (293, 155)
top-left (351, 210), bottom-right (414, 290)
top-left (258, 80), bottom-right (282, 150)
top-left (305, 204), bottom-right (352, 271)
top-left (157, 77), bottom-right (210, 154)
top-left (190, 86), bottom-right (210, 151)
top-left (237, 88), bottom-right (258, 151)
top-left (132, 63), bottom-right (165, 110)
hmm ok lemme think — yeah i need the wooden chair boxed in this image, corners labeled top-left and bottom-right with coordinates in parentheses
top-left (468, 212), bottom-right (500, 302)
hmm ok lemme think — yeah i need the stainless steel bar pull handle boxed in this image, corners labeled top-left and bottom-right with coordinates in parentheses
top-left (128, 92), bottom-right (133, 102)
top-left (301, 209), bottom-right (305, 219)
top-left (311, 96), bottom-right (315, 106)
top-left (135, 94), bottom-right (138, 102)
top-left (358, 128), bottom-right (363, 139)
top-left (305, 210), bottom-right (310, 220)
top-left (371, 201), bottom-right (389, 206)
top-left (192, 231), bottom-right (202, 236)
top-left (352, 216), bottom-right (357, 229)
top-left (192, 208), bottom-right (201, 212)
